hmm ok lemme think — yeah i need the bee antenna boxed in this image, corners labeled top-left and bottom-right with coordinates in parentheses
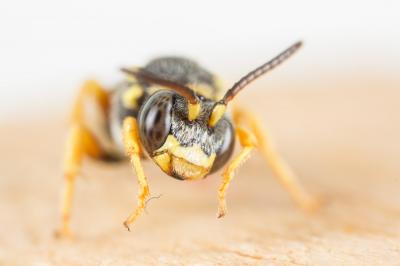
top-left (221, 41), bottom-right (303, 105)
top-left (121, 67), bottom-right (201, 121)
top-left (208, 41), bottom-right (303, 127)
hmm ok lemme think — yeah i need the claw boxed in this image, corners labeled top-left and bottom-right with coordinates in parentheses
top-left (297, 195), bottom-right (321, 214)
top-left (54, 228), bottom-right (75, 239)
top-left (217, 201), bottom-right (227, 218)
top-left (123, 221), bottom-right (131, 232)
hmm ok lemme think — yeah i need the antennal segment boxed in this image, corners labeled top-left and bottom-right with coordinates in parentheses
top-left (221, 41), bottom-right (303, 105)
top-left (208, 41), bottom-right (303, 127)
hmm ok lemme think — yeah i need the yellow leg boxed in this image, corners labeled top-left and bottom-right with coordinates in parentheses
top-left (70, 80), bottom-right (110, 123)
top-left (233, 106), bottom-right (319, 212)
top-left (56, 80), bottom-right (109, 238)
top-left (122, 117), bottom-right (150, 231)
top-left (218, 127), bottom-right (256, 218)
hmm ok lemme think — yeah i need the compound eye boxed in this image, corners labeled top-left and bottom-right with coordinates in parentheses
top-left (138, 91), bottom-right (174, 153)
top-left (210, 119), bottom-right (235, 173)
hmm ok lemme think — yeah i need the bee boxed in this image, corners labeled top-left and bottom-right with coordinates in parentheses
top-left (56, 41), bottom-right (318, 237)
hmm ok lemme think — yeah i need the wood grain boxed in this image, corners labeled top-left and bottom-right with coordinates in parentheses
top-left (1, 80), bottom-right (400, 265)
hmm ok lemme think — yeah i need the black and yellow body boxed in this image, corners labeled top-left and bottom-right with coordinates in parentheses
top-left (104, 57), bottom-right (235, 180)
top-left (57, 42), bottom-right (319, 238)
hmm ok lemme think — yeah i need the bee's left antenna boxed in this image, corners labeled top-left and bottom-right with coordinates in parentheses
top-left (121, 67), bottom-right (201, 121)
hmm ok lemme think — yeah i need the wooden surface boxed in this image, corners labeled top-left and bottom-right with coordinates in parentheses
top-left (1, 80), bottom-right (400, 265)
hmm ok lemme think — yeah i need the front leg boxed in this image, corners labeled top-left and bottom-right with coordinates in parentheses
top-left (122, 117), bottom-right (150, 231)
top-left (218, 127), bottom-right (256, 218)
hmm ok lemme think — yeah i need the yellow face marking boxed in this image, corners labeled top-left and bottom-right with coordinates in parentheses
top-left (153, 153), bottom-right (172, 173)
top-left (156, 134), bottom-right (180, 151)
top-left (171, 157), bottom-right (210, 180)
top-left (152, 135), bottom-right (178, 174)
top-left (152, 134), bottom-right (216, 180)
top-left (188, 102), bottom-right (201, 121)
top-left (172, 145), bottom-right (216, 168)
top-left (122, 85), bottom-right (143, 109)
top-left (208, 103), bottom-right (226, 127)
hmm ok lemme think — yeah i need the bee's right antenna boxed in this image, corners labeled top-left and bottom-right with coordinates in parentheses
top-left (208, 41), bottom-right (303, 127)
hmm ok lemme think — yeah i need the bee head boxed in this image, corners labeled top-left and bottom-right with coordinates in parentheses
top-left (137, 90), bottom-right (235, 180)
top-left (123, 41), bottom-right (303, 179)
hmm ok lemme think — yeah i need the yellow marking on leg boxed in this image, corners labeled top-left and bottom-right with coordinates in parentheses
top-left (122, 117), bottom-right (150, 231)
top-left (218, 127), bottom-right (256, 218)
top-left (233, 106), bottom-right (319, 213)
top-left (56, 80), bottom-right (109, 238)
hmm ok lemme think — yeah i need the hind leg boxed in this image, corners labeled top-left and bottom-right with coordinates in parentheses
top-left (233, 106), bottom-right (319, 212)
top-left (55, 80), bottom-right (110, 238)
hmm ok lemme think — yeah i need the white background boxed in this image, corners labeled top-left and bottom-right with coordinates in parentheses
top-left (0, 0), bottom-right (399, 119)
